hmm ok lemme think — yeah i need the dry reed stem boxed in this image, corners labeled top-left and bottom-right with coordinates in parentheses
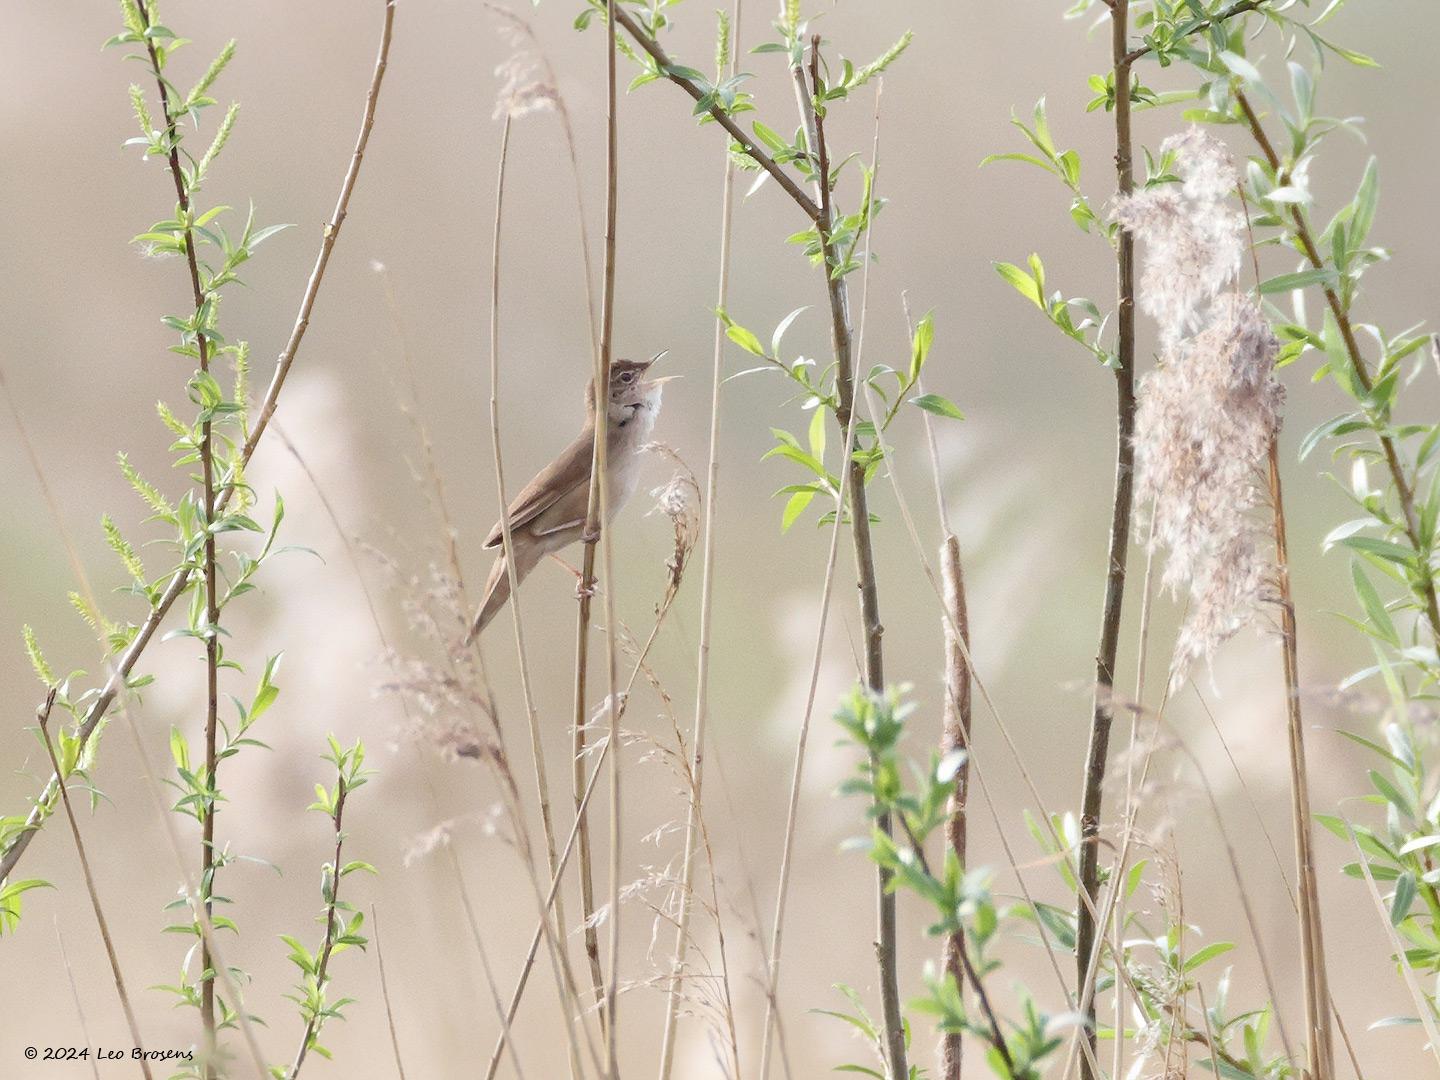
top-left (376, 265), bottom-right (469, 592)
top-left (598, 5), bottom-right (624, 1071)
top-left (1191, 689), bottom-right (1368, 1079)
top-left (276, 350), bottom-right (569, 1074)
top-left (485, 573), bottom-right (691, 1078)
top-left (1268, 441), bottom-right (1334, 1079)
top-left (906, 288), bottom-right (971, 1079)
top-left (939, 535), bottom-right (970, 1080)
top-left (55, 920), bottom-right (103, 1080)
top-left (370, 906), bottom-right (411, 1080)
top-left (488, 736), bottom-right (612, 1080)
top-left (1170, 727), bottom-right (1297, 1060)
top-left (755, 421), bottom-right (854, 1080)
top-left (36, 693), bottom-right (154, 1080)
top-left (485, 111), bottom-right (577, 1074)
top-left (1, 0), bottom-right (397, 889)
top-left (657, 2), bottom-right (743, 1073)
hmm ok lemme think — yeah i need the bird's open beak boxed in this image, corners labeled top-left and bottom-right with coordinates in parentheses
top-left (642, 349), bottom-right (669, 371)
top-left (648, 374), bottom-right (682, 386)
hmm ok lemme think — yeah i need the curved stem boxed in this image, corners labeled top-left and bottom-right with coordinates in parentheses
top-left (657, 2), bottom-right (743, 1074)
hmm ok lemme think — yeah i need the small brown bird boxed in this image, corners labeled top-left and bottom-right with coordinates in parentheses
top-left (466, 357), bottom-right (669, 642)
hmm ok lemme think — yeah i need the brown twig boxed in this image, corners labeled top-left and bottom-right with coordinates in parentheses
top-left (1267, 440), bottom-right (1335, 1080)
top-left (0, 0), bottom-right (398, 890)
top-left (789, 34), bottom-right (903, 1080)
top-left (129, 1), bottom-right (224, 1053)
top-left (1077, 7), bottom-right (1138, 1075)
top-left (1235, 86), bottom-right (1440, 644)
top-left (1120, 0), bottom-right (1267, 65)
top-left (36, 692), bottom-right (154, 1080)
top-left (609, 6), bottom-right (819, 220)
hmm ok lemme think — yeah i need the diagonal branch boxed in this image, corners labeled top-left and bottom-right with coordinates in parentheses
top-left (1120, 0), bottom-right (1268, 66)
top-left (1236, 86), bottom-right (1440, 643)
top-left (608, 6), bottom-right (820, 221)
top-left (36, 692), bottom-right (155, 1080)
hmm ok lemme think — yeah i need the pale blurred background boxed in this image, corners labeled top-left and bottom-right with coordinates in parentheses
top-left (2, 1), bottom-right (1437, 1077)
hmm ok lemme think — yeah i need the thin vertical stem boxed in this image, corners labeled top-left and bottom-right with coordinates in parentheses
top-left (657, 4), bottom-right (743, 1074)
top-left (287, 779), bottom-right (351, 1080)
top-left (55, 921), bottom-right (104, 1080)
top-left (370, 906), bottom-right (411, 1080)
top-left (1268, 440), bottom-right (1334, 1080)
top-left (939, 536), bottom-right (970, 1080)
top-left (130, 2), bottom-right (221, 1060)
top-left (36, 694), bottom-right (154, 1080)
top-left (790, 36), bottom-right (901, 1079)
top-left (485, 614), bottom-right (680, 1079)
top-left (486, 111), bottom-right (578, 1078)
top-left (599, 2), bottom-right (624, 1072)
top-left (1077, 5), bottom-right (1137, 1074)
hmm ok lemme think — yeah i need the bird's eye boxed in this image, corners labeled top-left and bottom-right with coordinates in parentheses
top-left (619, 370), bottom-right (635, 383)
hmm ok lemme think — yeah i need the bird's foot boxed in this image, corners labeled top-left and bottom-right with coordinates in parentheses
top-left (548, 553), bottom-right (585, 581)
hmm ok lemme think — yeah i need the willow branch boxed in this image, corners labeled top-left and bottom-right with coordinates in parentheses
top-left (0, 0), bottom-right (397, 889)
top-left (131, 0), bottom-right (223, 1052)
top-left (1236, 86), bottom-right (1440, 643)
top-left (286, 780), bottom-right (348, 1080)
top-left (608, 5), bottom-right (820, 221)
top-left (1077, 7), bottom-right (1137, 1076)
top-left (1120, 0), bottom-right (1267, 65)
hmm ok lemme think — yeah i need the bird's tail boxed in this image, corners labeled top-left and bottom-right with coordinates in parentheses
top-left (466, 555), bottom-right (514, 645)
top-left (466, 541), bottom-right (545, 644)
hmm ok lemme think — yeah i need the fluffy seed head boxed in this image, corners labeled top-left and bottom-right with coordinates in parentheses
top-left (1123, 129), bottom-right (1285, 682)
top-left (1114, 127), bottom-right (1244, 344)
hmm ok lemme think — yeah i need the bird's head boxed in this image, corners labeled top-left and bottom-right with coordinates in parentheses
top-left (587, 353), bottom-right (677, 427)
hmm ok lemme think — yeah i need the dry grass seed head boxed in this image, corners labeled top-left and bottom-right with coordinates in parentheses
top-left (1120, 128), bottom-right (1286, 683)
top-left (483, 3), bottom-right (559, 121)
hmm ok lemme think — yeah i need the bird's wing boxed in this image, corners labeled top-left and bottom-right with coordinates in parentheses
top-left (483, 427), bottom-right (594, 548)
